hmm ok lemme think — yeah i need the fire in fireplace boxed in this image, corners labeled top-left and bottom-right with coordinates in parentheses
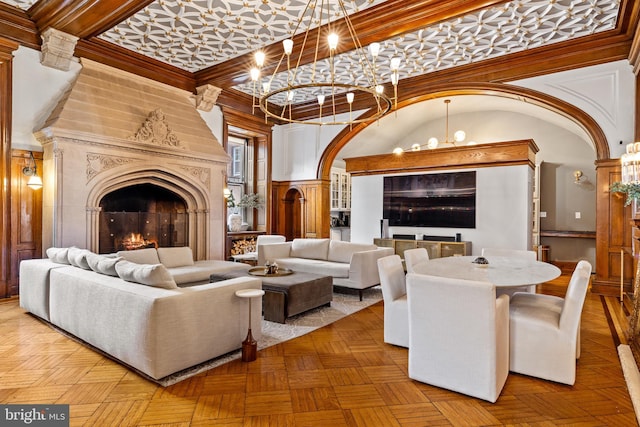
top-left (99, 184), bottom-right (187, 253)
top-left (120, 232), bottom-right (157, 251)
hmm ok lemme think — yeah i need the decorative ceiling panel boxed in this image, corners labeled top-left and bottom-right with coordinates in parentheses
top-left (0, 0), bottom-right (621, 107)
top-left (233, 0), bottom-right (620, 105)
top-left (96, 0), bottom-right (386, 72)
top-left (2, 0), bottom-right (35, 9)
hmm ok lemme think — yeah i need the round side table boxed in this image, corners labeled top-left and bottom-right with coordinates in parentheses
top-left (235, 289), bottom-right (265, 362)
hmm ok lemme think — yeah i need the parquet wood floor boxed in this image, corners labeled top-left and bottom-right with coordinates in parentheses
top-left (0, 274), bottom-right (637, 426)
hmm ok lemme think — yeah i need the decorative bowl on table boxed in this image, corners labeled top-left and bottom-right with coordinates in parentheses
top-left (471, 256), bottom-right (490, 268)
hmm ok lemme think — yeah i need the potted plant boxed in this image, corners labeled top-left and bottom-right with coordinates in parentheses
top-left (226, 192), bottom-right (242, 231)
top-left (226, 192), bottom-right (264, 232)
top-left (237, 193), bottom-right (264, 210)
top-left (611, 182), bottom-right (640, 206)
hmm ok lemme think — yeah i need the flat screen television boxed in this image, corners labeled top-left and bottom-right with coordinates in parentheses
top-left (383, 171), bottom-right (476, 228)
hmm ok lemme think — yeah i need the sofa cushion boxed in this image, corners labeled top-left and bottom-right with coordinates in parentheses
top-left (116, 248), bottom-right (160, 265)
top-left (328, 241), bottom-right (377, 264)
top-left (157, 247), bottom-right (194, 268)
top-left (290, 238), bottom-right (330, 260)
top-left (86, 253), bottom-right (123, 276)
top-left (115, 260), bottom-right (177, 289)
top-left (46, 247), bottom-right (72, 265)
top-left (169, 260), bottom-right (251, 286)
top-left (67, 247), bottom-right (93, 270)
top-left (275, 258), bottom-right (350, 278)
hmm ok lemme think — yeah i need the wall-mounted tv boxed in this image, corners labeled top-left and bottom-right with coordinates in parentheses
top-left (383, 171), bottom-right (476, 228)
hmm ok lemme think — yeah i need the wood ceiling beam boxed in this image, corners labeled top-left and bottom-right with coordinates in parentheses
top-left (286, 32), bottom-right (633, 123)
top-left (0, 3), bottom-right (38, 49)
top-left (28, 0), bottom-right (153, 38)
top-left (75, 38), bottom-right (195, 92)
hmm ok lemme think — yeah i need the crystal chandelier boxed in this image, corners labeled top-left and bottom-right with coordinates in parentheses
top-left (248, 0), bottom-right (400, 126)
top-left (621, 142), bottom-right (640, 184)
top-left (393, 99), bottom-right (471, 154)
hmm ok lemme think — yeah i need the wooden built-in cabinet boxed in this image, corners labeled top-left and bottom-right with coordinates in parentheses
top-left (593, 159), bottom-right (634, 296)
top-left (271, 179), bottom-right (331, 240)
top-left (374, 238), bottom-right (471, 259)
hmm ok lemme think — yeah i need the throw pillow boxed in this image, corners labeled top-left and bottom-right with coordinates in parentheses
top-left (157, 247), bottom-right (195, 268)
top-left (46, 247), bottom-right (71, 265)
top-left (115, 260), bottom-right (178, 289)
top-left (290, 238), bottom-right (330, 260)
top-left (67, 247), bottom-right (93, 269)
top-left (86, 253), bottom-right (122, 276)
top-left (116, 248), bottom-right (161, 265)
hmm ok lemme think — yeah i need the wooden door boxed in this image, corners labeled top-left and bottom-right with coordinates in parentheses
top-left (9, 150), bottom-right (42, 296)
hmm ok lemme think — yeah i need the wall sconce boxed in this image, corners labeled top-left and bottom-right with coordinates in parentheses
top-left (223, 187), bottom-right (231, 199)
top-left (573, 170), bottom-right (584, 184)
top-left (22, 151), bottom-right (43, 190)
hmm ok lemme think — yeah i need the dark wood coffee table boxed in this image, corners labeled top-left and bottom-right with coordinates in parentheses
top-left (210, 269), bottom-right (333, 323)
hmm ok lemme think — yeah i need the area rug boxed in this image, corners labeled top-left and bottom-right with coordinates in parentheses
top-left (155, 287), bottom-right (382, 386)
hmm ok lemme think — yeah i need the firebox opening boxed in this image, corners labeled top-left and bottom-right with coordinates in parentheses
top-left (99, 184), bottom-right (188, 253)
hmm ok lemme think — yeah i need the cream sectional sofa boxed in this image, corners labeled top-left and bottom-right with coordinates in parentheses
top-left (19, 246), bottom-right (261, 380)
top-left (258, 238), bottom-right (394, 300)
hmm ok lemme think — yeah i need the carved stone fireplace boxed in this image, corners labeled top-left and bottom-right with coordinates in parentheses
top-left (34, 59), bottom-right (229, 260)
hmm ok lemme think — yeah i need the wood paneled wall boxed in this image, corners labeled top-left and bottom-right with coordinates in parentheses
top-left (0, 37), bottom-right (18, 298)
top-left (271, 180), bottom-right (331, 240)
top-left (593, 159), bottom-right (633, 296)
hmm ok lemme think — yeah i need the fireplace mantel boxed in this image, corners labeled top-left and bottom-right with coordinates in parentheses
top-left (33, 59), bottom-right (229, 260)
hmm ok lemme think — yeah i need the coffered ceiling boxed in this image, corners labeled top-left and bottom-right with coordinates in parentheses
top-left (0, 0), bottom-right (638, 122)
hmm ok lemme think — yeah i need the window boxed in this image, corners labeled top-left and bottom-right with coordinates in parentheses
top-left (227, 136), bottom-right (246, 183)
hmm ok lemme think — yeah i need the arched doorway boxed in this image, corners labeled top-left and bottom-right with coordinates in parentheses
top-left (317, 83), bottom-right (609, 180)
top-left (283, 188), bottom-right (304, 240)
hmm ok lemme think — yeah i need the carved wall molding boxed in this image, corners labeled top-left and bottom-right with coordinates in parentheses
top-left (178, 165), bottom-right (211, 187)
top-left (129, 109), bottom-right (184, 148)
top-left (40, 28), bottom-right (79, 71)
top-left (86, 153), bottom-right (138, 182)
top-left (193, 84), bottom-right (222, 112)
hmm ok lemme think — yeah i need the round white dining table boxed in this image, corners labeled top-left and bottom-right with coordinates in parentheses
top-left (411, 255), bottom-right (561, 288)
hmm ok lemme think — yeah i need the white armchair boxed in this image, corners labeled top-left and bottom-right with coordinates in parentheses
top-left (403, 248), bottom-right (429, 274)
top-left (406, 273), bottom-right (509, 403)
top-left (482, 247), bottom-right (537, 295)
top-left (233, 235), bottom-right (286, 264)
top-left (508, 260), bottom-right (592, 385)
top-left (377, 255), bottom-right (408, 347)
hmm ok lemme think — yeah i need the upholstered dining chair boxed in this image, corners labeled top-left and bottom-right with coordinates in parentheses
top-left (377, 254), bottom-right (409, 347)
top-left (482, 247), bottom-right (538, 295)
top-left (406, 273), bottom-right (509, 403)
top-left (403, 247), bottom-right (429, 273)
top-left (508, 260), bottom-right (592, 385)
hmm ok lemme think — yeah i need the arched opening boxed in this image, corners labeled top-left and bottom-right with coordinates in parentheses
top-left (284, 188), bottom-right (304, 240)
top-left (98, 183), bottom-right (188, 253)
top-left (314, 83), bottom-right (607, 265)
top-left (317, 83), bottom-right (609, 181)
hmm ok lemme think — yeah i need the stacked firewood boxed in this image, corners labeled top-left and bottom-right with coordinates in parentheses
top-left (231, 238), bottom-right (256, 255)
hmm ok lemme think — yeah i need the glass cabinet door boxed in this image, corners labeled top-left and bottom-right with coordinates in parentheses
top-left (330, 171), bottom-right (340, 210)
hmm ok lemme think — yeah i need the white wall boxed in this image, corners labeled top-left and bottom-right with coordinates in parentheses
top-left (12, 46), bottom-right (82, 151)
top-left (512, 60), bottom-right (635, 159)
top-left (198, 105), bottom-right (225, 147)
top-left (351, 166), bottom-right (532, 256)
top-left (271, 111), bottom-right (362, 181)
